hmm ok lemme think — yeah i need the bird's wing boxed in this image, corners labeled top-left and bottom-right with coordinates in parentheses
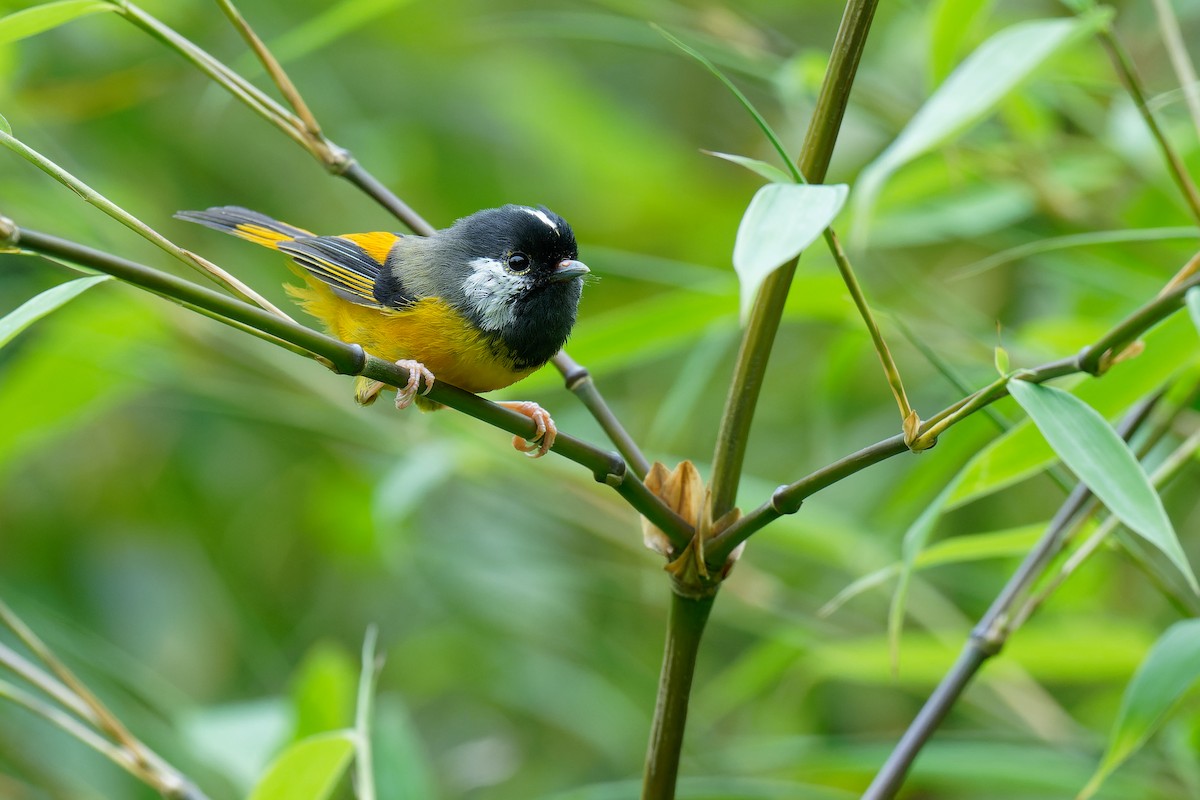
top-left (279, 233), bottom-right (413, 308)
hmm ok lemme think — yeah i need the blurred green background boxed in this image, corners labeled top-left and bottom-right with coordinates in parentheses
top-left (2, 0), bottom-right (1200, 797)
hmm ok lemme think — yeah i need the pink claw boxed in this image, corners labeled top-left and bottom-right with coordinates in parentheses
top-left (393, 360), bottom-right (435, 410)
top-left (498, 401), bottom-right (557, 458)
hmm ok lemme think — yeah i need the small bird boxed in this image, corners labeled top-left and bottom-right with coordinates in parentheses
top-left (176, 204), bottom-right (589, 456)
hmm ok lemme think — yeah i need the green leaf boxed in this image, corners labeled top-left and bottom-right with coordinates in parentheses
top-left (247, 730), bottom-right (356, 800)
top-left (994, 346), bottom-right (1010, 376)
top-left (1080, 620), bottom-right (1200, 799)
top-left (950, 313), bottom-right (1200, 507)
top-left (1007, 379), bottom-right (1198, 594)
top-left (927, 0), bottom-right (994, 86)
top-left (854, 10), bottom-right (1111, 244)
top-left (0, 0), bottom-right (113, 46)
top-left (0, 275), bottom-right (109, 350)
top-left (1187, 286), bottom-right (1200, 334)
top-left (290, 643), bottom-right (357, 740)
top-left (732, 183), bottom-right (848, 322)
top-left (703, 150), bottom-right (795, 184)
top-left (0, 112), bottom-right (9, 135)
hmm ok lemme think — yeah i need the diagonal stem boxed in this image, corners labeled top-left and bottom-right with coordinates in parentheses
top-left (860, 396), bottom-right (1160, 800)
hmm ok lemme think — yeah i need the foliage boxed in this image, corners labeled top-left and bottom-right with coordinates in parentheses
top-left (1, 0), bottom-right (1200, 799)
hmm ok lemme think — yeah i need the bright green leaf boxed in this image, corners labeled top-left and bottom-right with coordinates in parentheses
top-left (0, 0), bottom-right (113, 46)
top-left (994, 346), bottom-right (1010, 376)
top-left (703, 150), bottom-right (795, 184)
top-left (247, 730), bottom-right (356, 800)
top-left (1187, 286), bottom-right (1200, 333)
top-left (0, 275), bottom-right (109, 350)
top-left (0, 112), bottom-right (9, 135)
top-left (290, 643), bottom-right (357, 740)
top-left (1081, 620), bottom-right (1200, 799)
top-left (927, 0), bottom-right (994, 86)
top-left (732, 183), bottom-right (848, 322)
top-left (1007, 379), bottom-right (1197, 594)
top-left (950, 313), bottom-right (1200, 507)
top-left (854, 11), bottom-right (1111, 244)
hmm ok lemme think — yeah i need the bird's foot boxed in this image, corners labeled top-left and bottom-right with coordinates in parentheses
top-left (497, 401), bottom-right (557, 458)
top-left (393, 360), bottom-right (435, 410)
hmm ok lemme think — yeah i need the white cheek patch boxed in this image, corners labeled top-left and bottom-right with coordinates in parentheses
top-left (520, 206), bottom-right (558, 232)
top-left (462, 257), bottom-right (526, 331)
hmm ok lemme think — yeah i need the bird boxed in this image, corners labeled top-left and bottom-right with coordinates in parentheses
top-left (176, 204), bottom-right (590, 457)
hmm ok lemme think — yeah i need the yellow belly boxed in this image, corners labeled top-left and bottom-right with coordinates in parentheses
top-left (287, 278), bottom-right (533, 393)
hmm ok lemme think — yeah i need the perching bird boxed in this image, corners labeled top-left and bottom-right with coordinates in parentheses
top-left (176, 204), bottom-right (589, 456)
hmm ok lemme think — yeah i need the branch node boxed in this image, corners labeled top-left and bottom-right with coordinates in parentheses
top-left (0, 215), bottom-right (17, 245)
top-left (769, 485), bottom-right (798, 516)
top-left (601, 457), bottom-right (626, 487)
top-left (335, 343), bottom-right (368, 376)
top-left (969, 620), bottom-right (1006, 657)
top-left (563, 363), bottom-right (590, 391)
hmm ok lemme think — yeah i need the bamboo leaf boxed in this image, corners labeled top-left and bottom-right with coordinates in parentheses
top-left (703, 150), bottom-right (795, 184)
top-left (854, 10), bottom-right (1111, 244)
top-left (927, 0), bottom-right (994, 86)
top-left (247, 730), bottom-right (356, 800)
top-left (1187, 286), bottom-right (1200, 333)
top-left (1007, 379), bottom-right (1197, 594)
top-left (732, 183), bottom-right (848, 322)
top-left (1080, 620), bottom-right (1200, 799)
top-left (0, 0), bottom-right (113, 46)
top-left (0, 276), bottom-right (110, 350)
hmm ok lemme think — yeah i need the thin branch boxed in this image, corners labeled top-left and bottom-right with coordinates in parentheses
top-left (1150, 0), bottom-right (1200, 140)
top-left (0, 129), bottom-right (290, 318)
top-left (1, 221), bottom-right (694, 552)
top-left (709, 0), bottom-right (881, 520)
top-left (354, 626), bottom-right (380, 800)
top-left (1097, 28), bottom-right (1200, 225)
top-left (552, 351), bottom-right (651, 479)
top-left (706, 264), bottom-right (1200, 564)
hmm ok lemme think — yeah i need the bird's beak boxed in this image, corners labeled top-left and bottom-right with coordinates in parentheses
top-left (550, 259), bottom-right (590, 282)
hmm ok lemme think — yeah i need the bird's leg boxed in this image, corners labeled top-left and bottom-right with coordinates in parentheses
top-left (355, 360), bottom-right (435, 409)
top-left (497, 401), bottom-right (557, 458)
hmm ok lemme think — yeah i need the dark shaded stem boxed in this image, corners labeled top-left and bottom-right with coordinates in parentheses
top-left (553, 351), bottom-right (651, 479)
top-left (707, 266), bottom-right (1200, 563)
top-left (641, 591), bottom-right (715, 800)
top-left (1098, 30), bottom-right (1200, 225)
top-left (861, 397), bottom-right (1159, 800)
top-left (709, 0), bottom-right (880, 519)
top-left (4, 223), bottom-right (693, 549)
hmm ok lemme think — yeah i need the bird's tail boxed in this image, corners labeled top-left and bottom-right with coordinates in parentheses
top-left (174, 206), bottom-right (315, 250)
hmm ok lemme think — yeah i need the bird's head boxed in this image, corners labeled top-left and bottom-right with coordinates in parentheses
top-left (445, 205), bottom-right (589, 368)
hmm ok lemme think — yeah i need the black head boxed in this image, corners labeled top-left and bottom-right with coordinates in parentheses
top-left (444, 205), bottom-right (588, 369)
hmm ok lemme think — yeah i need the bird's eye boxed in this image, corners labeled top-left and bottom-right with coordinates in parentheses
top-left (507, 253), bottom-right (530, 273)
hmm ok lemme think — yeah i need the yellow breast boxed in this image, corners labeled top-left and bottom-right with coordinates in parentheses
top-left (286, 277), bottom-right (533, 393)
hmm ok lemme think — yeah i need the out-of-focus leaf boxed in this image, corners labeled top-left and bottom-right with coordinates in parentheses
top-left (957, 227), bottom-right (1200, 279)
top-left (949, 313), bottom-right (1200, 507)
top-left (1187, 286), bottom-right (1200, 333)
top-left (888, 473), bottom-right (964, 669)
top-left (0, 111), bottom-right (9, 134)
top-left (703, 150), bottom-right (794, 184)
top-left (0, 275), bottom-right (108, 349)
top-left (823, 523), bottom-right (1044, 616)
top-left (290, 642), bottom-right (357, 740)
top-left (247, 730), bottom-right (356, 800)
top-left (854, 11), bottom-right (1111, 243)
top-left (732, 183), bottom-right (848, 322)
top-left (372, 695), bottom-right (438, 800)
top-left (182, 699), bottom-right (293, 792)
top-left (0, 0), bottom-right (112, 45)
top-left (1008, 379), bottom-right (1197, 593)
top-left (927, 0), bottom-right (994, 85)
top-left (1081, 620), bottom-right (1200, 799)
top-left (268, 0), bottom-right (416, 63)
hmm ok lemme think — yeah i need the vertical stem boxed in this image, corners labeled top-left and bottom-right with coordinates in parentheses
top-left (642, 591), bottom-right (716, 800)
top-left (709, 0), bottom-right (880, 518)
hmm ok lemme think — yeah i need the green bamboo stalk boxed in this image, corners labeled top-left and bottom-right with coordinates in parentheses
top-left (709, 0), bottom-right (881, 520)
top-left (641, 592), bottom-right (715, 800)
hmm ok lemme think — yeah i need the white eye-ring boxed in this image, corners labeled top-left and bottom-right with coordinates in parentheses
top-left (506, 252), bottom-right (530, 273)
